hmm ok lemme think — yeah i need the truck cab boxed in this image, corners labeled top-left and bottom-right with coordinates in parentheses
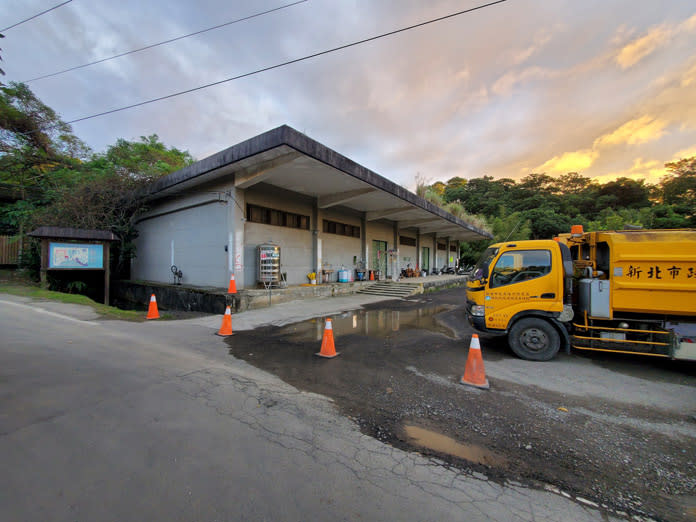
top-left (466, 240), bottom-right (574, 360)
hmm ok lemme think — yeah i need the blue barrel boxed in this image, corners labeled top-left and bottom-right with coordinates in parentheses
top-left (338, 269), bottom-right (350, 282)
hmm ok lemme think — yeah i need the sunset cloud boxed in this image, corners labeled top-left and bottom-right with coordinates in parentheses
top-left (594, 116), bottom-right (669, 147)
top-left (591, 158), bottom-right (667, 185)
top-left (615, 12), bottom-right (696, 69)
top-left (537, 149), bottom-right (599, 174)
top-left (682, 62), bottom-right (696, 87)
top-left (491, 66), bottom-right (548, 96)
top-left (616, 26), bottom-right (671, 69)
top-left (511, 30), bottom-right (553, 65)
top-left (2, 1), bottom-right (695, 189)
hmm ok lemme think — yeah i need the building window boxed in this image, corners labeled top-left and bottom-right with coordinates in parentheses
top-left (246, 204), bottom-right (310, 230)
top-left (450, 245), bottom-right (457, 252)
top-left (437, 243), bottom-right (446, 251)
top-left (323, 219), bottom-right (360, 238)
top-left (399, 236), bottom-right (416, 247)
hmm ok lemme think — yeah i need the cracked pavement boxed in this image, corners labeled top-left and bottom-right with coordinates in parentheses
top-left (0, 295), bottom-right (621, 521)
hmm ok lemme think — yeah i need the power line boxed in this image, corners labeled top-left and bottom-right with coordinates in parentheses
top-left (24, 0), bottom-right (308, 83)
top-left (63, 0), bottom-right (507, 127)
top-left (1, 0), bottom-right (73, 32)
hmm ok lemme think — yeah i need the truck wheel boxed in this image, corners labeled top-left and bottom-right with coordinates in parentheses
top-left (509, 318), bottom-right (560, 361)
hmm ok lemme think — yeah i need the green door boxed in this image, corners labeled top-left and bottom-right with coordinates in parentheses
top-left (372, 240), bottom-right (387, 278)
top-left (421, 247), bottom-right (430, 271)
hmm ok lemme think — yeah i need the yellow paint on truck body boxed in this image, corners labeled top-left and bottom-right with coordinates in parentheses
top-left (466, 240), bottom-right (564, 331)
top-left (558, 229), bottom-right (696, 317)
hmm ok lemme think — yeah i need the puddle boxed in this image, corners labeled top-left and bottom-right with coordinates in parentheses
top-left (403, 425), bottom-right (508, 467)
top-left (278, 305), bottom-right (456, 342)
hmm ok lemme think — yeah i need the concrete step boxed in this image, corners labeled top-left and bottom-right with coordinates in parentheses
top-left (357, 281), bottom-right (421, 297)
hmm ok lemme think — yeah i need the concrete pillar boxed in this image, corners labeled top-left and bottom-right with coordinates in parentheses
top-left (361, 212), bottom-right (367, 271)
top-left (313, 201), bottom-right (322, 275)
top-left (433, 234), bottom-right (438, 271)
top-left (392, 221), bottom-right (399, 280)
top-left (416, 231), bottom-right (421, 272)
top-left (446, 237), bottom-right (451, 267)
top-left (227, 186), bottom-right (246, 288)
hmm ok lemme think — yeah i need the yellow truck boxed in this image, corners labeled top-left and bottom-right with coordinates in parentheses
top-left (465, 227), bottom-right (696, 361)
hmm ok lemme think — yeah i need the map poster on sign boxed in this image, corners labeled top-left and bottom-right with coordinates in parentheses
top-left (48, 242), bottom-right (104, 269)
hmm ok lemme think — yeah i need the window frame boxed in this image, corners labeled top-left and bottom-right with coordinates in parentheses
top-left (489, 249), bottom-right (552, 288)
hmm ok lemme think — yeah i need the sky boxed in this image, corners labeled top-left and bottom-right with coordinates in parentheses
top-left (2, 0), bottom-right (695, 190)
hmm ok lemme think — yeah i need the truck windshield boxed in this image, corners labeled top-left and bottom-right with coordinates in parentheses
top-left (471, 247), bottom-right (499, 281)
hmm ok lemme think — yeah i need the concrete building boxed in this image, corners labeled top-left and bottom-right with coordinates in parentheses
top-left (132, 125), bottom-right (491, 289)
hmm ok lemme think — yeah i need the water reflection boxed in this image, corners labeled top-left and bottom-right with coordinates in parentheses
top-left (280, 305), bottom-right (455, 341)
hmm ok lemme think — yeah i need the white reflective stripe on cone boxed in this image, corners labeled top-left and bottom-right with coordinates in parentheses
top-left (325, 320), bottom-right (333, 330)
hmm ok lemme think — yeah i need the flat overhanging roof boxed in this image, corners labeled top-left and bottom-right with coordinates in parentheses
top-left (145, 125), bottom-right (492, 241)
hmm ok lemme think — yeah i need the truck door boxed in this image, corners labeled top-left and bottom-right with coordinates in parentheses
top-left (484, 249), bottom-right (558, 330)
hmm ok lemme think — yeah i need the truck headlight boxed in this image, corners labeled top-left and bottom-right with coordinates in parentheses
top-left (470, 305), bottom-right (485, 317)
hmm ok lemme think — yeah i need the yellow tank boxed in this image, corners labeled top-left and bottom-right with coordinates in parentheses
top-left (558, 229), bottom-right (696, 317)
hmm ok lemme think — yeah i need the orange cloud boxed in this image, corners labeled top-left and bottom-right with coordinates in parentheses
top-left (616, 26), bottom-right (671, 69)
top-left (537, 149), bottom-right (599, 174)
top-left (671, 145), bottom-right (696, 161)
top-left (591, 158), bottom-right (667, 184)
top-left (594, 116), bottom-right (668, 147)
top-left (491, 66), bottom-right (548, 96)
top-left (682, 62), bottom-right (696, 87)
top-left (511, 30), bottom-right (553, 65)
top-left (615, 13), bottom-right (696, 69)
top-left (534, 115), bottom-right (670, 176)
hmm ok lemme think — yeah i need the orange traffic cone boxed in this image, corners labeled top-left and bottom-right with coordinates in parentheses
top-left (217, 305), bottom-right (234, 336)
top-left (315, 318), bottom-right (339, 358)
top-left (369, 270), bottom-right (374, 281)
top-left (146, 293), bottom-right (160, 320)
top-left (227, 274), bottom-right (237, 294)
top-left (460, 334), bottom-right (489, 389)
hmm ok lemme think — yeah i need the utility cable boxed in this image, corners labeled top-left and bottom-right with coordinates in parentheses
top-left (1, 0), bottom-right (73, 32)
top-left (24, 0), bottom-right (308, 83)
top-left (63, 0), bottom-right (507, 127)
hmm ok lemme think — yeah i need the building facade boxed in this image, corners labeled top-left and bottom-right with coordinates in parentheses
top-left (132, 126), bottom-right (491, 289)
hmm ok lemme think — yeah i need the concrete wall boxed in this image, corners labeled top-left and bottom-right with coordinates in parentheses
top-left (319, 208), bottom-right (362, 276)
top-left (244, 223), bottom-right (312, 285)
top-left (244, 186), bottom-right (314, 286)
top-left (399, 233), bottom-right (417, 272)
top-left (133, 199), bottom-right (229, 287)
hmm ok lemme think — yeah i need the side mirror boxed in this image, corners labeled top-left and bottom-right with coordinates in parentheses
top-left (472, 265), bottom-right (489, 284)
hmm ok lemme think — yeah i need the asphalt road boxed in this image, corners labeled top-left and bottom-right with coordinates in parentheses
top-left (0, 293), bottom-right (624, 522)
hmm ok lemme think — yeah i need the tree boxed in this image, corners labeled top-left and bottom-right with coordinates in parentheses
top-left (0, 33), bottom-right (5, 80)
top-left (104, 134), bottom-right (193, 181)
top-left (521, 208), bottom-right (573, 239)
top-left (596, 177), bottom-right (651, 209)
top-left (490, 209), bottom-right (531, 242)
top-left (0, 82), bottom-right (89, 162)
top-left (32, 135), bottom-right (194, 277)
top-left (661, 156), bottom-right (696, 207)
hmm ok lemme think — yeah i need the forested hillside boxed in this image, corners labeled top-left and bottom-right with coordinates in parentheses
top-left (417, 159), bottom-right (695, 264)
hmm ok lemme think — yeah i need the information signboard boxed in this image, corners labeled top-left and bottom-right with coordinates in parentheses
top-left (48, 242), bottom-right (104, 269)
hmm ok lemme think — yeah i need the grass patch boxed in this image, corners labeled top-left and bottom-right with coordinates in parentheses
top-left (0, 282), bottom-right (147, 321)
